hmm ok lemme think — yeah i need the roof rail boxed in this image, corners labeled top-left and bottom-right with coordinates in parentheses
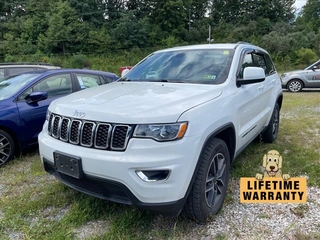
top-left (0, 62), bottom-right (52, 66)
top-left (236, 41), bottom-right (253, 45)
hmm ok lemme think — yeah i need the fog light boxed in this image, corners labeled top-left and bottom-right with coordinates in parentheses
top-left (136, 170), bottom-right (170, 182)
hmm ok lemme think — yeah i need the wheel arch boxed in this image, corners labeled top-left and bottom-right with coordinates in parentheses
top-left (277, 93), bottom-right (283, 111)
top-left (0, 126), bottom-right (21, 153)
top-left (183, 123), bottom-right (236, 200)
top-left (286, 78), bottom-right (305, 90)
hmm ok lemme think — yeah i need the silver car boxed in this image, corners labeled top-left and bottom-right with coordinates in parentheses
top-left (281, 59), bottom-right (320, 92)
top-left (0, 62), bottom-right (60, 79)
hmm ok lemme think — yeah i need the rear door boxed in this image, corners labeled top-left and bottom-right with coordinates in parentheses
top-left (305, 62), bottom-right (320, 87)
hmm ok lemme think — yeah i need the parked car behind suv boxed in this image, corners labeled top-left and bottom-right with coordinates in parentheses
top-left (281, 59), bottom-right (320, 92)
top-left (0, 62), bottom-right (60, 79)
top-left (0, 69), bottom-right (118, 166)
top-left (38, 43), bottom-right (283, 222)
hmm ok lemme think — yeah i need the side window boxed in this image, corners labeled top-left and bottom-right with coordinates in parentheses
top-left (102, 76), bottom-right (114, 83)
top-left (8, 67), bottom-right (35, 75)
top-left (252, 54), bottom-right (267, 74)
top-left (239, 53), bottom-right (254, 79)
top-left (75, 74), bottom-right (101, 89)
top-left (18, 74), bottom-right (72, 101)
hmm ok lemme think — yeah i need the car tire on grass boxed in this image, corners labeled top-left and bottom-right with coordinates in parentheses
top-left (261, 103), bottom-right (280, 143)
top-left (287, 79), bottom-right (303, 92)
top-left (184, 138), bottom-right (230, 223)
top-left (0, 130), bottom-right (15, 166)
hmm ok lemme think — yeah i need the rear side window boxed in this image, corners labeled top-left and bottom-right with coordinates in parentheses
top-left (75, 73), bottom-right (105, 89)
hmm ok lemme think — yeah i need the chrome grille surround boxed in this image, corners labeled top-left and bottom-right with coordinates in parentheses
top-left (47, 113), bottom-right (132, 151)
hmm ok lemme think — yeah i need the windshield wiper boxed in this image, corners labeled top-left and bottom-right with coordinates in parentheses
top-left (151, 79), bottom-right (189, 83)
top-left (118, 77), bottom-right (131, 82)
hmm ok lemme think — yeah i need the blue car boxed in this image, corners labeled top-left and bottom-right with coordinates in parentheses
top-left (0, 69), bottom-right (118, 166)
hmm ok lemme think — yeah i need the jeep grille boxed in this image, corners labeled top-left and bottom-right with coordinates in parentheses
top-left (48, 114), bottom-right (132, 151)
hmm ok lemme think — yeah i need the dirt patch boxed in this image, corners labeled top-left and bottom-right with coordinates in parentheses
top-left (73, 220), bottom-right (109, 240)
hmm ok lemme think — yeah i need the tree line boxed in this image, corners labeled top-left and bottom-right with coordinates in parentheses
top-left (0, 0), bottom-right (319, 69)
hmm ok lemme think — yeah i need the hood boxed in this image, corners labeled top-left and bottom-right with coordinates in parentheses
top-left (49, 82), bottom-right (222, 123)
top-left (283, 69), bottom-right (307, 75)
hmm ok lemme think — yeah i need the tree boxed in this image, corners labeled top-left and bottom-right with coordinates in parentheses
top-left (44, 1), bottom-right (89, 54)
top-left (210, 0), bottom-right (295, 25)
top-left (150, 0), bottom-right (187, 36)
top-left (110, 10), bottom-right (151, 49)
top-left (297, 0), bottom-right (320, 32)
top-left (68, 0), bottom-right (106, 27)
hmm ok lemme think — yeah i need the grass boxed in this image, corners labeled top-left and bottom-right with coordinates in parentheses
top-left (0, 91), bottom-right (319, 239)
top-left (231, 90), bottom-right (320, 187)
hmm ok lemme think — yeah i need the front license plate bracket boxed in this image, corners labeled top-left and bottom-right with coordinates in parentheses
top-left (54, 151), bottom-right (84, 179)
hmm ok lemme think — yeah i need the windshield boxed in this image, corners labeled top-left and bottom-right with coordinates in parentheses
top-left (0, 73), bottom-right (41, 100)
top-left (123, 49), bottom-right (235, 84)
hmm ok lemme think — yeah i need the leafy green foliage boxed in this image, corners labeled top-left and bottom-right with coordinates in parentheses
top-left (294, 48), bottom-right (318, 65)
top-left (0, 0), bottom-right (319, 69)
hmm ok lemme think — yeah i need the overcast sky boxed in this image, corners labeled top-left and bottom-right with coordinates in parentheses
top-left (295, 0), bottom-right (307, 10)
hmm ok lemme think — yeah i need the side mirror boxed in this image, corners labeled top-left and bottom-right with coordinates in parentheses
top-left (237, 67), bottom-right (265, 87)
top-left (25, 91), bottom-right (48, 103)
top-left (312, 66), bottom-right (317, 71)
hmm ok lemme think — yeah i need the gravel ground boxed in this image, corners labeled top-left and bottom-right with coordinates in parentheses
top-left (203, 178), bottom-right (320, 239)
top-left (55, 177), bottom-right (320, 240)
top-left (2, 162), bottom-right (319, 239)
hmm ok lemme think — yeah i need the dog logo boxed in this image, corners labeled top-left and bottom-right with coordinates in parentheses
top-left (256, 150), bottom-right (290, 180)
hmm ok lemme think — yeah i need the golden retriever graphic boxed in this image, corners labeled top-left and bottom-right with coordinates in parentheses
top-left (255, 150), bottom-right (290, 180)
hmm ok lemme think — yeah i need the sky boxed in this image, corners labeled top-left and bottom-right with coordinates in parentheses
top-left (295, 0), bottom-right (307, 10)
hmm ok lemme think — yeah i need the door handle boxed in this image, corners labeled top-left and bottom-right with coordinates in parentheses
top-left (258, 85), bottom-right (264, 90)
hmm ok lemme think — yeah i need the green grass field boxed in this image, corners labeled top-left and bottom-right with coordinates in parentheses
top-left (0, 91), bottom-right (319, 239)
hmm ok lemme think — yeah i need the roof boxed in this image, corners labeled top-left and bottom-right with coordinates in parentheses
top-left (9, 68), bottom-right (118, 76)
top-left (0, 64), bottom-right (60, 69)
top-left (154, 42), bottom-right (261, 54)
top-left (0, 62), bottom-right (53, 66)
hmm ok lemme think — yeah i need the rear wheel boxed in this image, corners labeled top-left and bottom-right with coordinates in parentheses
top-left (261, 103), bottom-right (279, 143)
top-left (184, 138), bottom-right (230, 223)
top-left (287, 79), bottom-right (303, 92)
top-left (0, 130), bottom-right (15, 166)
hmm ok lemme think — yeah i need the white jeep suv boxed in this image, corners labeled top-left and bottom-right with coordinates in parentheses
top-left (38, 43), bottom-right (283, 222)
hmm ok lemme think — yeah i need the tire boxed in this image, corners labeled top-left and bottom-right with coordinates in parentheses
top-left (0, 130), bottom-right (15, 166)
top-left (261, 103), bottom-right (280, 143)
top-left (184, 138), bottom-right (230, 223)
top-left (287, 79), bottom-right (303, 92)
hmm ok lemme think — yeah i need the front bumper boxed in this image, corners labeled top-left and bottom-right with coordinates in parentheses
top-left (280, 78), bottom-right (287, 88)
top-left (38, 127), bottom-right (202, 216)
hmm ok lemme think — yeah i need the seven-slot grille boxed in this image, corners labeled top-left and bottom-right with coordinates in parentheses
top-left (47, 113), bottom-right (132, 151)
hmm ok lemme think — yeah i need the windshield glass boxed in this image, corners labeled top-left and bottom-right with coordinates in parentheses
top-left (123, 49), bottom-right (235, 84)
top-left (0, 73), bottom-right (41, 100)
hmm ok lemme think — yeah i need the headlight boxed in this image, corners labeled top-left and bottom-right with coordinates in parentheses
top-left (133, 122), bottom-right (188, 141)
top-left (46, 109), bottom-right (51, 121)
top-left (280, 73), bottom-right (289, 78)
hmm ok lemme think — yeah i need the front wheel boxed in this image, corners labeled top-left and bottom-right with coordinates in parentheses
top-left (261, 103), bottom-right (280, 143)
top-left (287, 79), bottom-right (303, 92)
top-left (183, 138), bottom-right (230, 223)
top-left (0, 130), bottom-right (15, 167)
